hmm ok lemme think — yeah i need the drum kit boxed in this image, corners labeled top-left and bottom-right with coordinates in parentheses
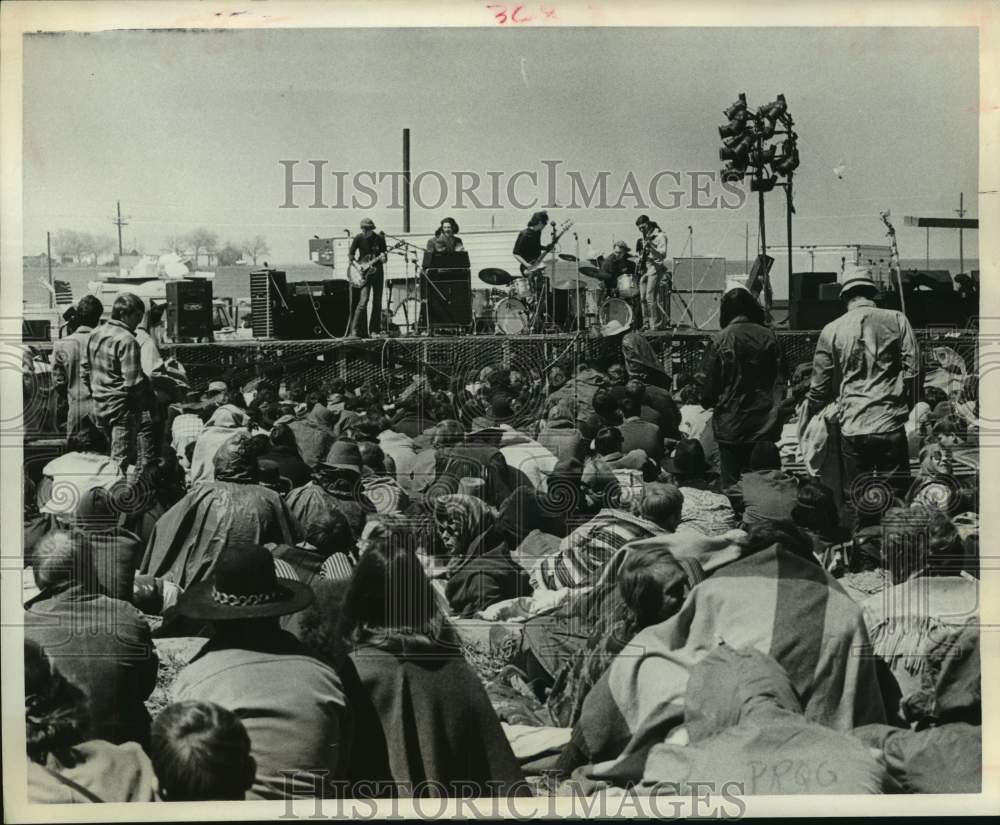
top-left (475, 255), bottom-right (633, 336)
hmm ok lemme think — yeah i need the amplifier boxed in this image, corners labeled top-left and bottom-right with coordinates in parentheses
top-left (250, 269), bottom-right (287, 339)
top-left (166, 280), bottom-right (213, 342)
top-left (817, 281), bottom-right (842, 302)
top-left (669, 290), bottom-right (722, 331)
top-left (789, 300), bottom-right (843, 330)
top-left (422, 251), bottom-right (472, 331)
top-left (277, 281), bottom-right (361, 339)
top-left (790, 272), bottom-right (838, 302)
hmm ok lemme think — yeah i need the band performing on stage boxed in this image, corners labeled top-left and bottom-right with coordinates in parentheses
top-left (340, 212), bottom-right (675, 340)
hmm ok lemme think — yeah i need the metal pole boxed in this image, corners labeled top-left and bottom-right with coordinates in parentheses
top-left (46, 231), bottom-right (53, 309)
top-left (745, 222), bottom-right (749, 273)
top-left (958, 191), bottom-right (965, 274)
top-left (926, 227), bottom-right (930, 270)
top-left (402, 129), bottom-right (411, 234)
top-left (786, 176), bottom-right (793, 305)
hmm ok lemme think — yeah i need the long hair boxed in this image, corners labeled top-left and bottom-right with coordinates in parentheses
top-left (337, 542), bottom-right (447, 646)
top-left (25, 640), bottom-right (89, 764)
top-left (719, 287), bottom-right (766, 328)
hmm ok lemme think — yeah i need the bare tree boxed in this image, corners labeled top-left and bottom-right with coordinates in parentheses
top-left (241, 234), bottom-right (270, 265)
top-left (90, 234), bottom-right (115, 264)
top-left (186, 228), bottom-right (219, 268)
top-left (163, 234), bottom-right (190, 256)
top-left (52, 229), bottom-right (89, 264)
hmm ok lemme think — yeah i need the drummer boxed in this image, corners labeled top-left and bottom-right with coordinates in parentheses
top-left (597, 240), bottom-right (632, 297)
top-left (426, 217), bottom-right (465, 254)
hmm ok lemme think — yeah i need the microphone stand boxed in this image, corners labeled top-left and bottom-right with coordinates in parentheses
top-left (573, 231), bottom-right (582, 333)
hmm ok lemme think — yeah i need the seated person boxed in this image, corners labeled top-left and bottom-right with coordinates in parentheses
top-left (25, 640), bottom-right (156, 803)
top-left (151, 701), bottom-right (256, 801)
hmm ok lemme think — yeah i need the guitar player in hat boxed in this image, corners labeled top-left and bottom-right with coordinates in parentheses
top-left (348, 217), bottom-right (389, 338)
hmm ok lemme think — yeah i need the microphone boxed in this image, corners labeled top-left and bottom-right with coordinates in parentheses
top-left (344, 229), bottom-right (351, 238)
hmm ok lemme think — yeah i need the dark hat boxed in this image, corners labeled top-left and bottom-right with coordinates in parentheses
top-left (176, 544), bottom-right (313, 621)
top-left (749, 441), bottom-right (782, 472)
top-left (321, 440), bottom-right (363, 472)
top-left (664, 439), bottom-right (714, 477)
top-left (257, 459), bottom-right (291, 495)
top-left (740, 470), bottom-right (799, 525)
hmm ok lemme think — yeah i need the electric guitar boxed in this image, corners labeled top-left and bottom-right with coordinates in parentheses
top-left (348, 239), bottom-right (404, 287)
top-left (520, 220), bottom-right (575, 275)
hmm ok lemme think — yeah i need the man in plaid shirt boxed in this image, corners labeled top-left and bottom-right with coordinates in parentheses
top-left (86, 293), bottom-right (155, 474)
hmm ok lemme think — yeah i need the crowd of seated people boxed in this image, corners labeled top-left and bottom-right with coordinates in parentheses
top-left (20, 284), bottom-right (981, 802)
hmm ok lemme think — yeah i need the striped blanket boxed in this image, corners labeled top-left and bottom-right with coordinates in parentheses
top-left (561, 544), bottom-right (887, 778)
top-left (530, 509), bottom-right (665, 591)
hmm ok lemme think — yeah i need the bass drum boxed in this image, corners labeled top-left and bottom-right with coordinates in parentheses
top-left (494, 297), bottom-right (529, 335)
top-left (598, 297), bottom-right (633, 332)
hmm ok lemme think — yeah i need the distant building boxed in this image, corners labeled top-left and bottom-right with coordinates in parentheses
top-left (23, 254), bottom-right (57, 268)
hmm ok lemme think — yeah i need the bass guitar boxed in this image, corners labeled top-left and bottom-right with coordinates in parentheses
top-left (348, 239), bottom-right (404, 287)
top-left (520, 219), bottom-right (575, 275)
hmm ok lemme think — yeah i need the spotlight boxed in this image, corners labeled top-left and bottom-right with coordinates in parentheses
top-left (757, 93), bottom-right (787, 123)
top-left (723, 93), bottom-right (748, 121)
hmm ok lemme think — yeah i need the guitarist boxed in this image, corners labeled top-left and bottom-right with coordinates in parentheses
top-left (636, 214), bottom-right (669, 331)
top-left (348, 217), bottom-right (388, 338)
top-left (512, 211), bottom-right (553, 329)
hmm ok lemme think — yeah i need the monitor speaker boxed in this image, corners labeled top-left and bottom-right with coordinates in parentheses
top-left (166, 280), bottom-right (213, 342)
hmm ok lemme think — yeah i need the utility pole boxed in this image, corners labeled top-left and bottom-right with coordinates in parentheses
top-left (46, 231), bottom-right (53, 309)
top-left (113, 200), bottom-right (129, 257)
top-left (954, 192), bottom-right (966, 274)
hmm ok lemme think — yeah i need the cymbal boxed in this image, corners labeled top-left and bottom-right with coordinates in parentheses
top-left (553, 267), bottom-right (603, 290)
top-left (478, 268), bottom-right (513, 286)
top-left (558, 253), bottom-right (579, 263)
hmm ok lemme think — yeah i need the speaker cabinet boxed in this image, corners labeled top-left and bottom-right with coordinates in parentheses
top-left (789, 272), bottom-right (838, 302)
top-left (279, 281), bottom-right (360, 339)
top-left (166, 280), bottom-right (213, 342)
top-left (789, 300), bottom-right (843, 330)
top-left (250, 269), bottom-right (287, 339)
top-left (669, 291), bottom-right (722, 331)
top-left (422, 251), bottom-right (472, 331)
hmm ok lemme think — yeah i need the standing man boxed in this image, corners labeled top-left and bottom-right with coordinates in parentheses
top-left (86, 292), bottom-right (155, 475)
top-left (805, 268), bottom-right (919, 528)
top-left (348, 217), bottom-right (388, 338)
top-left (51, 294), bottom-right (102, 437)
top-left (513, 211), bottom-right (550, 328)
top-left (636, 215), bottom-right (669, 331)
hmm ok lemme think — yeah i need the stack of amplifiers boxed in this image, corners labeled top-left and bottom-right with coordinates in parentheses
top-left (421, 250), bottom-right (472, 332)
top-left (788, 272), bottom-right (843, 330)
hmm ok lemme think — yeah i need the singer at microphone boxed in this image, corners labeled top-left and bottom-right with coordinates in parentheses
top-left (347, 217), bottom-right (388, 339)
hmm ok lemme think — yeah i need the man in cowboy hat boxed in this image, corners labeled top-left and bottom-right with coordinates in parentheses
top-left (171, 543), bottom-right (350, 800)
top-left (805, 266), bottom-right (919, 528)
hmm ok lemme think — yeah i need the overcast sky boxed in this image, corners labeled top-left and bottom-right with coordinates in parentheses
top-left (23, 26), bottom-right (979, 264)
